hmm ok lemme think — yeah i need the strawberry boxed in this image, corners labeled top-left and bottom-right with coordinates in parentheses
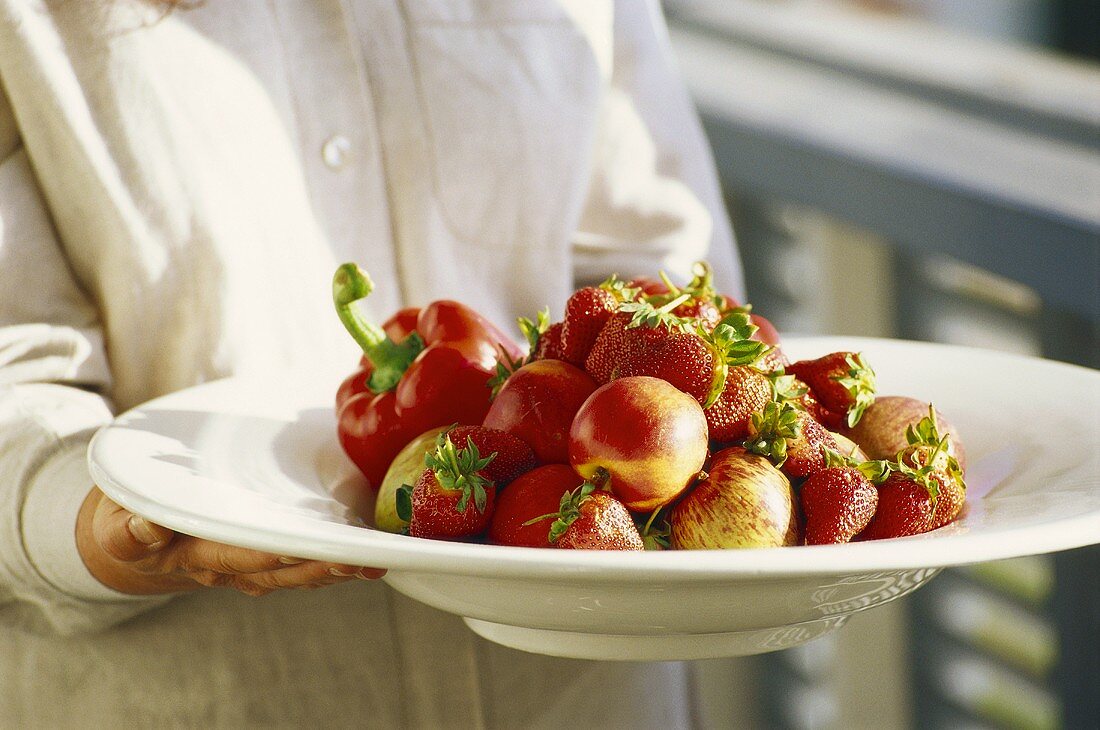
top-left (750, 313), bottom-right (781, 346)
top-left (559, 277), bottom-right (641, 366)
top-left (532, 482), bottom-right (644, 550)
top-left (857, 472), bottom-right (936, 540)
top-left (560, 286), bottom-right (617, 365)
top-left (788, 352), bottom-right (876, 427)
top-left (704, 365), bottom-right (772, 443)
top-left (894, 405), bottom-right (966, 530)
top-left (445, 425), bottom-right (538, 487)
top-left (745, 401), bottom-right (838, 479)
top-left (626, 276), bottom-right (671, 298)
top-left (487, 464), bottom-right (584, 547)
top-left (582, 296), bottom-right (691, 384)
top-left (755, 346), bottom-right (790, 374)
top-left (800, 453), bottom-right (885, 544)
top-left (534, 321), bottom-right (566, 361)
top-left (673, 298), bottom-right (721, 332)
top-left (618, 331), bottom-right (716, 403)
top-left (584, 311), bottom-right (633, 384)
top-left (399, 433), bottom-right (498, 540)
top-left (620, 313), bottom-right (769, 411)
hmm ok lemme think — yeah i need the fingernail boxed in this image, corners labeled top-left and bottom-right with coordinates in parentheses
top-left (356, 568), bottom-right (386, 580)
top-left (128, 515), bottom-right (163, 547)
top-left (278, 556), bottom-right (304, 565)
top-left (328, 567), bottom-right (355, 577)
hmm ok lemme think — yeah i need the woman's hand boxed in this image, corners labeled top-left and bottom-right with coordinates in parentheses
top-left (76, 487), bottom-right (385, 596)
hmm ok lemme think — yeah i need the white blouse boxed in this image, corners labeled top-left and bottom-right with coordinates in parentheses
top-left (0, 0), bottom-right (741, 726)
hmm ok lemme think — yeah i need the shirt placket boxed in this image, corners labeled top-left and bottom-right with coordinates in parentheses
top-left (269, 0), bottom-right (404, 315)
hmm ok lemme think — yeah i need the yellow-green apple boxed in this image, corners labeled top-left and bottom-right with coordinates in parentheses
top-left (568, 376), bottom-right (708, 512)
top-left (844, 396), bottom-right (966, 469)
top-left (483, 359), bottom-right (598, 463)
top-left (670, 447), bottom-right (800, 549)
top-left (375, 426), bottom-right (447, 533)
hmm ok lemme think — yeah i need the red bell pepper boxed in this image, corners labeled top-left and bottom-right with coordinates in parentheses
top-left (332, 263), bottom-right (522, 489)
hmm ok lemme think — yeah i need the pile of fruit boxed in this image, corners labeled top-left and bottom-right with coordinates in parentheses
top-left (333, 261), bottom-right (967, 550)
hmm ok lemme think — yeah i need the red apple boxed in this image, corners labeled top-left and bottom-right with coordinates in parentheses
top-left (483, 359), bottom-right (598, 463)
top-left (670, 447), bottom-right (799, 549)
top-left (568, 376), bottom-right (708, 512)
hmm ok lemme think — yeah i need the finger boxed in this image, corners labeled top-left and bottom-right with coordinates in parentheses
top-left (229, 561), bottom-right (386, 595)
top-left (92, 492), bottom-right (176, 563)
top-left (173, 538), bottom-right (310, 575)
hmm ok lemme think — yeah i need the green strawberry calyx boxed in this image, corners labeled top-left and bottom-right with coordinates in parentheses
top-left (597, 273), bottom-right (642, 303)
top-left (424, 432), bottom-right (497, 514)
top-left (395, 483), bottom-right (415, 523)
top-left (822, 448), bottom-right (891, 484)
top-left (618, 294), bottom-right (694, 333)
top-left (647, 261), bottom-right (720, 311)
top-left (522, 481), bottom-right (602, 544)
top-left (744, 401), bottom-right (802, 467)
top-left (896, 404), bottom-right (966, 499)
top-left (769, 371), bottom-right (809, 407)
top-left (487, 308), bottom-right (550, 397)
top-left (702, 312), bottom-right (770, 409)
top-left (832, 352), bottom-right (877, 427)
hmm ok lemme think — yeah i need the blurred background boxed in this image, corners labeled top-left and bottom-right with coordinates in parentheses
top-left (659, 0), bottom-right (1099, 728)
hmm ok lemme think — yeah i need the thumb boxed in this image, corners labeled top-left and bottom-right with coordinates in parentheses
top-left (94, 494), bottom-right (175, 562)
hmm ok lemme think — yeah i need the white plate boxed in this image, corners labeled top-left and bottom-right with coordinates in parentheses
top-left (89, 337), bottom-right (1100, 661)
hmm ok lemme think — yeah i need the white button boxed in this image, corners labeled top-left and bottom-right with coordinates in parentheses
top-left (321, 135), bottom-right (351, 170)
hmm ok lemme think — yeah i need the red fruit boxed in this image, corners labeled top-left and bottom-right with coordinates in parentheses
top-left (788, 352), bottom-right (876, 428)
top-left (488, 465), bottom-right (586, 547)
top-left (673, 298), bottom-right (721, 331)
top-left (627, 276), bottom-right (671, 298)
top-left (755, 346), bottom-right (790, 374)
top-left (384, 307), bottom-right (422, 343)
top-left (929, 477), bottom-right (965, 530)
top-left (338, 390), bottom-right (426, 488)
top-left (620, 310), bottom-right (768, 413)
top-left (483, 359), bottom-right (598, 463)
top-left (533, 321), bottom-right (566, 361)
top-left (546, 483), bottom-right (644, 551)
top-left (336, 366), bottom-right (373, 411)
top-left (403, 434), bottom-right (499, 540)
top-left (584, 307), bottom-right (679, 385)
top-left (569, 376), bottom-right (709, 512)
top-left (858, 472), bottom-right (936, 540)
top-left (892, 412), bottom-right (967, 531)
top-left (783, 414), bottom-right (837, 478)
top-left (583, 312), bottom-right (632, 384)
top-left (749, 314), bottom-right (781, 346)
top-left (800, 466), bottom-right (878, 544)
top-left (704, 366), bottom-right (772, 443)
top-left (745, 402), bottom-right (838, 479)
top-left (560, 287), bottom-right (618, 366)
top-left (445, 425), bottom-right (538, 487)
top-left (618, 331), bottom-right (716, 404)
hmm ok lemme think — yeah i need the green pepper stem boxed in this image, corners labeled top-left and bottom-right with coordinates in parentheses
top-left (333, 263), bottom-right (387, 354)
top-left (333, 263), bottom-right (425, 393)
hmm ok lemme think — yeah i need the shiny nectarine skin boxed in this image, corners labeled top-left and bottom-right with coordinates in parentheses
top-left (568, 376), bottom-right (708, 512)
top-left (483, 359), bottom-right (598, 464)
